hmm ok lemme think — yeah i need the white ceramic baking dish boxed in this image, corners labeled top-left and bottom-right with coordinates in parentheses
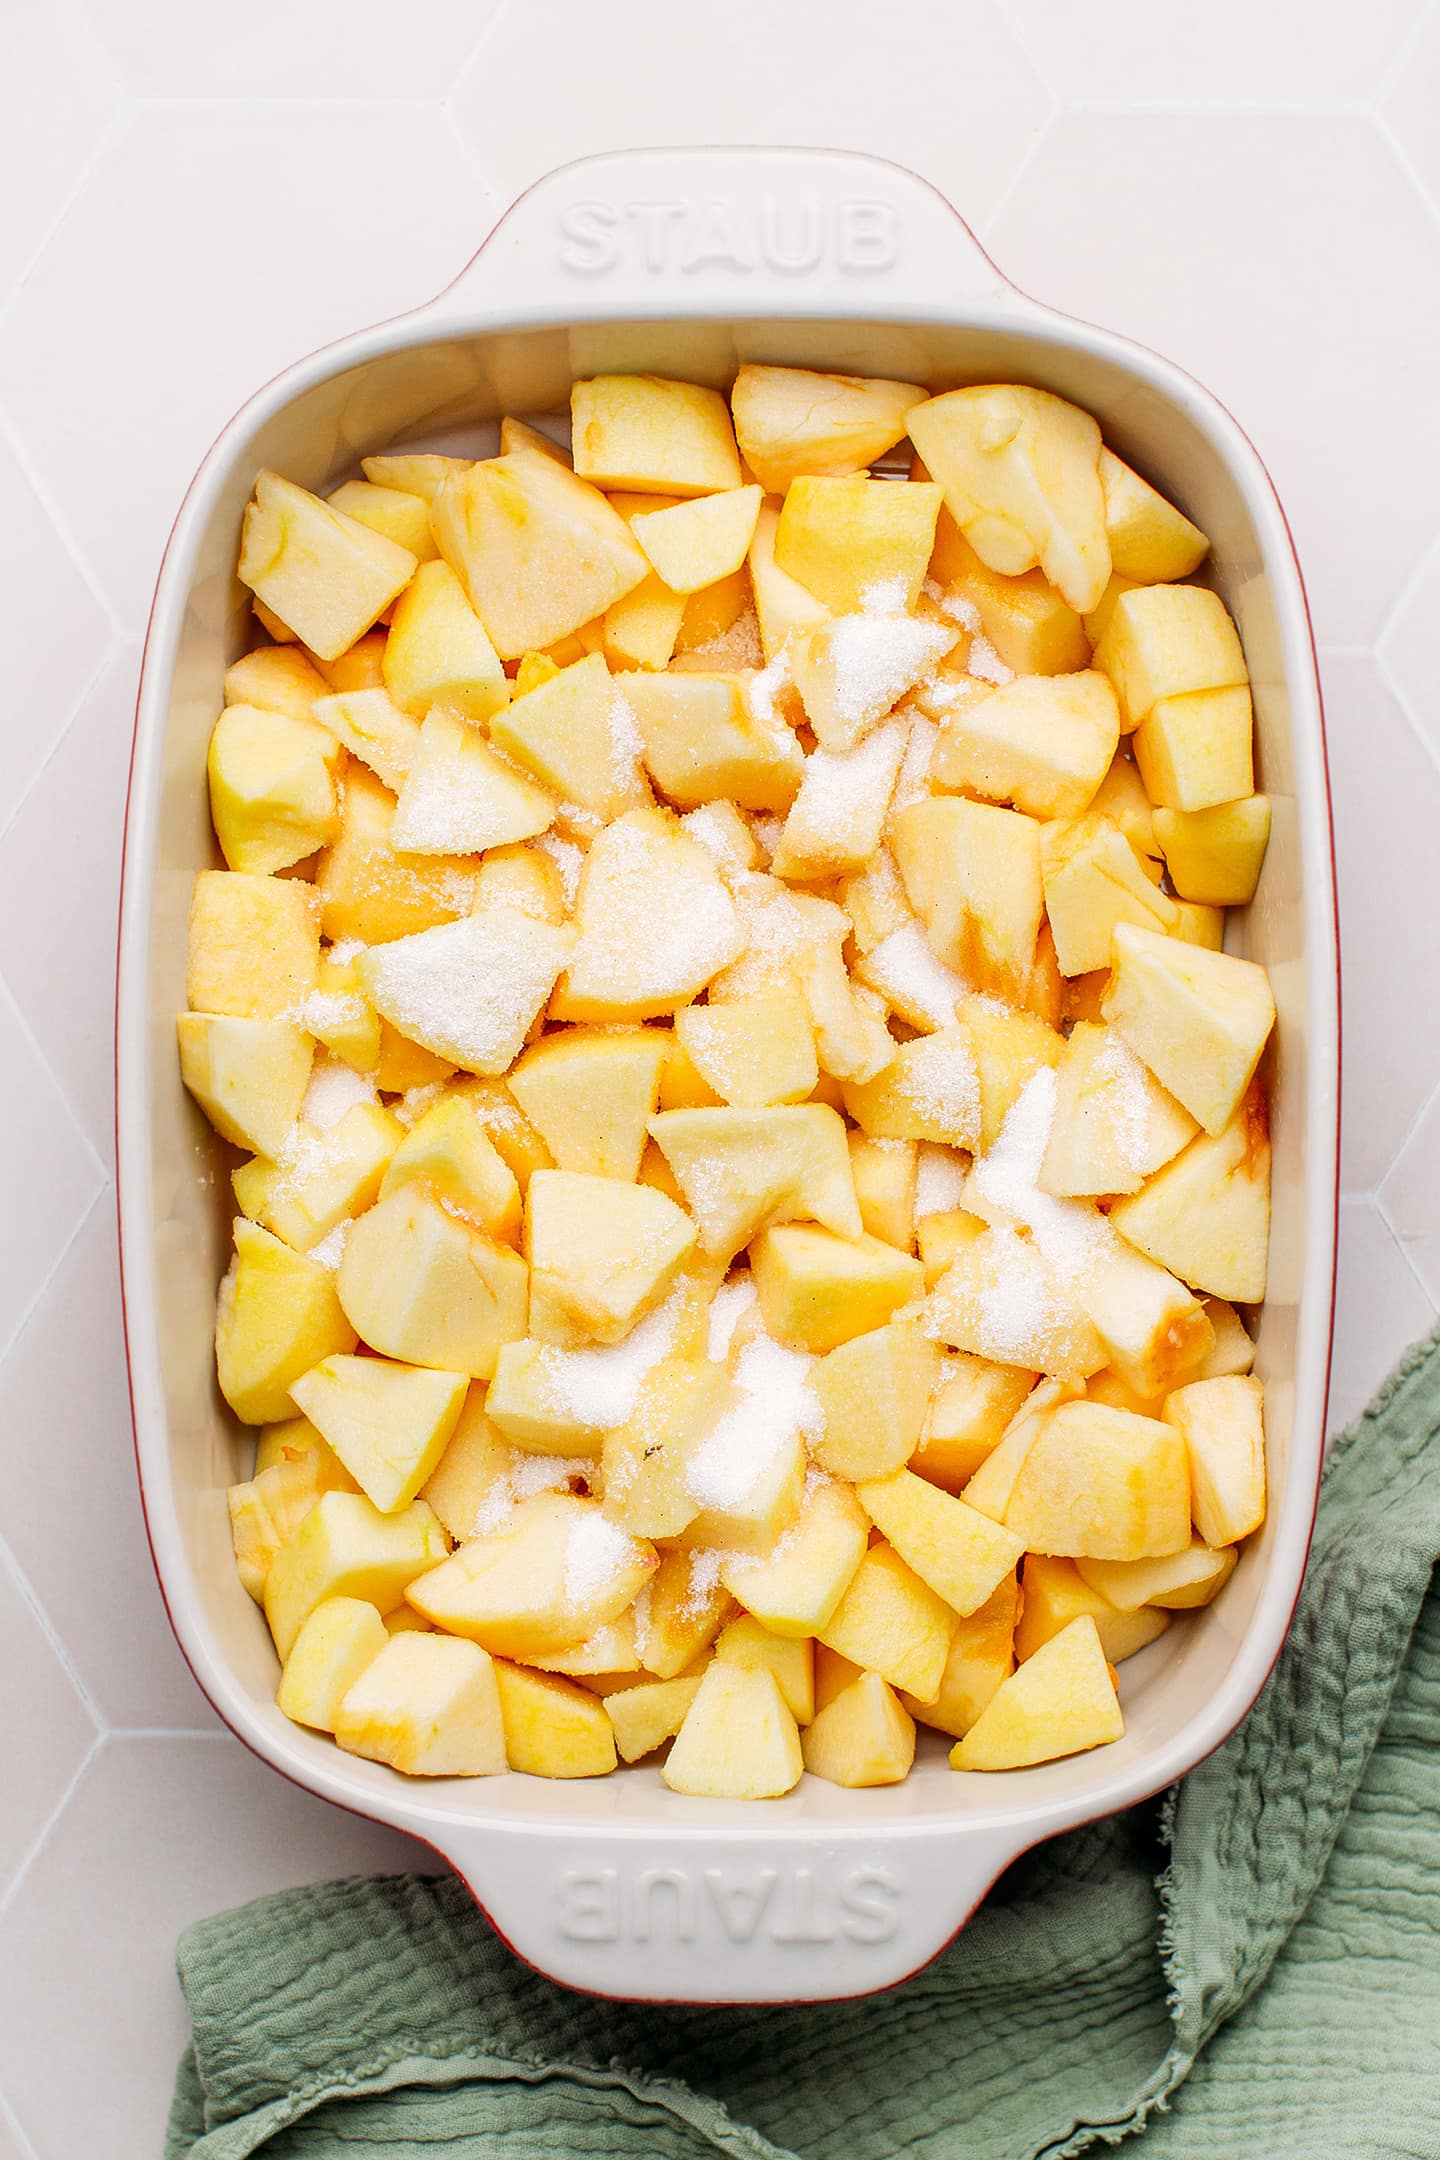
top-left (117, 146), bottom-right (1339, 2004)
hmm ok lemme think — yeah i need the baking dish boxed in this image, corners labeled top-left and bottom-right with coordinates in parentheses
top-left (117, 145), bottom-right (1339, 2004)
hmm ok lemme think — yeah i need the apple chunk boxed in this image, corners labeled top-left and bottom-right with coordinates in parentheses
top-left (951, 1613), bottom-right (1122, 1770)
top-left (290, 1354), bottom-right (468, 1514)
top-left (731, 364), bottom-right (925, 491)
top-left (1103, 925), bottom-right (1274, 1136)
top-left (216, 1218), bottom-right (356, 1426)
top-left (238, 470), bottom-right (416, 661)
top-left (526, 1169), bottom-right (697, 1343)
top-left (554, 808), bottom-right (742, 1023)
top-left (359, 908), bottom-right (574, 1075)
top-left (338, 1186), bottom-right (528, 1379)
top-left (407, 1492), bottom-right (656, 1658)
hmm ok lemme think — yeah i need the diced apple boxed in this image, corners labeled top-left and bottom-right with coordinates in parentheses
top-left (216, 1217), bottom-right (357, 1426)
top-left (623, 670), bottom-right (802, 812)
top-left (335, 1632), bottom-right (507, 1775)
top-left (1038, 1021), bottom-right (1197, 1197)
top-left (488, 652), bottom-right (650, 820)
top-left (1094, 583), bottom-right (1248, 730)
top-left (1153, 797), bottom-right (1271, 907)
top-left (452, 1076), bottom-right (555, 1190)
top-left (187, 869), bottom-right (319, 1021)
top-left (178, 1014), bottom-right (312, 1159)
top-left (554, 808), bottom-right (742, 1023)
top-left (662, 1660), bottom-right (802, 1797)
top-left (1014, 1553), bottom-right (1170, 1665)
top-left (1197, 1298), bottom-right (1255, 1377)
top-left (486, 1339), bottom-right (605, 1457)
top-left (418, 1390), bottom-right (514, 1541)
top-left (572, 374), bottom-right (742, 496)
top-left (600, 1358), bottom-right (727, 1534)
top-left (1133, 684), bottom-right (1254, 812)
top-left (951, 1613), bottom-right (1123, 1770)
top-left (747, 499), bottom-right (831, 663)
top-left (1000, 1398), bottom-right (1191, 1559)
top-left (387, 708), bottom-right (553, 857)
top-left (289, 1354), bottom-right (467, 1513)
top-left (713, 1615), bottom-right (814, 1724)
top-left (602, 573), bottom-right (687, 670)
top-left (379, 1095), bottom-right (521, 1242)
top-left (675, 567), bottom-right (752, 653)
top-left (917, 1209), bottom-right (985, 1291)
top-left (751, 1224), bottom-right (923, 1354)
top-left (1073, 1236), bottom-right (1214, 1400)
top-left (1103, 926), bottom-right (1275, 1136)
top-left (360, 451), bottom-right (473, 500)
top-left (376, 559), bottom-right (507, 720)
top-left (1165, 1373), bottom-right (1266, 1546)
top-left (674, 997), bottom-right (817, 1109)
top-left (360, 908), bottom-right (573, 1075)
top-left (314, 630), bottom-right (388, 693)
top-left (634, 1546), bottom-right (736, 1677)
top-left (860, 1467), bottom-right (1023, 1627)
top-left (207, 705), bottom-right (339, 875)
top-left (910, 1354), bottom-right (1034, 1492)
top-left (228, 1449), bottom-right (354, 1601)
top-left (224, 643), bottom-right (329, 721)
top-left (604, 1673), bottom-right (705, 1761)
top-left (254, 1412), bottom-right (352, 1483)
top-left (927, 517), bottom-right (1091, 675)
top-left (930, 669), bottom-right (1119, 821)
top-left (923, 1227), bottom-right (1105, 1382)
top-left (891, 795), bottom-right (1043, 1002)
top-left (305, 954), bottom-right (382, 1074)
top-left (771, 719), bottom-right (908, 880)
top-left (526, 1169), bottom-right (696, 1343)
top-left (958, 995), bottom-right (1066, 1151)
top-left (842, 1030), bottom-right (981, 1149)
top-left (731, 365), bottom-right (924, 491)
top-left (431, 449), bottom-right (648, 656)
top-left (900, 1574), bottom-right (1019, 1737)
top-left (848, 1133), bottom-right (917, 1250)
top-left (1076, 1538), bottom-right (1237, 1612)
top-left (493, 1661), bottom-right (617, 1776)
top-left (338, 1185), bottom-right (527, 1378)
top-left (506, 1026), bottom-right (667, 1184)
top-left (312, 687), bottom-right (420, 792)
top-left (721, 1474), bottom-right (868, 1636)
top-left (1088, 750), bottom-right (1163, 870)
top-left (263, 1490), bottom-right (447, 1658)
top-left (630, 486), bottom-right (763, 591)
top-left (314, 767), bottom-right (475, 946)
top-left (233, 1100), bottom-right (401, 1253)
top-left (817, 1541), bottom-right (954, 1701)
top-left (774, 475), bottom-right (942, 613)
top-left (276, 1595), bottom-right (389, 1731)
top-left (907, 385), bottom-right (1109, 613)
top-left (802, 1669), bottom-right (915, 1786)
top-left (1172, 900), bottom-right (1226, 950)
top-left (1040, 815), bottom-right (1179, 978)
top-left (238, 470), bottom-right (416, 662)
top-left (648, 1103), bottom-right (861, 1255)
top-left (1098, 449), bottom-right (1209, 582)
top-left (790, 609), bottom-right (957, 753)
top-left (408, 1491), bottom-right (655, 1657)
top-left (798, 943), bottom-right (899, 1085)
top-left (809, 1319), bottom-right (939, 1480)
top-left (327, 479), bottom-right (437, 562)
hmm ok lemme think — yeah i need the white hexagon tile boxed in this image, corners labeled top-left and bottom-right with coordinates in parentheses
top-left (2, 0), bottom-right (1439, 2148)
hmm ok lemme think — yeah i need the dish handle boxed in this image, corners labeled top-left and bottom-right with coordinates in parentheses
top-left (418, 146), bottom-right (1028, 329)
top-left (435, 1817), bottom-right (1023, 2003)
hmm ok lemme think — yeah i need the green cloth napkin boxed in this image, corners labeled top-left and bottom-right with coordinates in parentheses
top-left (168, 1331), bottom-right (1440, 2160)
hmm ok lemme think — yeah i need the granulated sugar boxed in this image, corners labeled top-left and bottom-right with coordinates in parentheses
top-left (606, 684), bottom-right (645, 789)
top-left (967, 1069), bottom-right (1108, 1283)
top-left (777, 719), bottom-right (907, 869)
top-left (393, 1080), bottom-right (448, 1127)
top-left (904, 1028), bottom-right (981, 1145)
top-left (915, 1141), bottom-right (969, 1218)
top-left (685, 1336), bottom-right (820, 1512)
top-left (679, 1546), bottom-right (729, 1618)
top-left (534, 831), bottom-right (584, 906)
top-left (1093, 1028), bottom-right (1153, 1175)
top-left (297, 988), bottom-right (366, 1038)
top-left (746, 647), bottom-right (791, 728)
top-left (566, 813), bottom-right (741, 1003)
top-left (301, 1058), bottom-right (378, 1130)
top-left (706, 1274), bottom-right (759, 1362)
top-left (924, 578), bottom-right (982, 634)
top-left (389, 722), bottom-right (556, 858)
top-left (974, 1224), bottom-right (1062, 1367)
top-left (306, 1220), bottom-right (351, 1272)
top-left (892, 714), bottom-right (940, 811)
top-left (562, 1509), bottom-right (641, 1608)
top-left (532, 1293), bottom-right (686, 1430)
top-left (864, 922), bottom-right (965, 1030)
top-left (675, 607), bottom-right (764, 672)
top-left (326, 938), bottom-right (366, 966)
top-left (474, 1453), bottom-right (592, 1535)
top-left (360, 907), bottom-right (572, 1075)
top-left (967, 632), bottom-right (1014, 686)
top-left (819, 608), bottom-right (955, 737)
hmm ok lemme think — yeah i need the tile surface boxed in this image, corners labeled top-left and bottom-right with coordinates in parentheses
top-left (1, 2), bottom-right (1436, 2149)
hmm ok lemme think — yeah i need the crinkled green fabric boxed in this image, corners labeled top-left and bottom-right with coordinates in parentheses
top-left (168, 1331), bottom-right (1440, 2160)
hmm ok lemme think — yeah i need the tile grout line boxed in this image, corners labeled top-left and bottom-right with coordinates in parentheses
top-left (1370, 0), bottom-right (1440, 108)
top-left (975, 97), bottom-right (1060, 241)
top-left (0, 974), bottom-right (111, 1196)
top-left (0, 1733), bottom-right (103, 1925)
top-left (0, 637), bottom-right (136, 854)
top-left (0, 2086), bottom-right (40, 2160)
top-left (0, 1519), bottom-right (108, 1739)
top-left (0, 1181), bottom-right (109, 1384)
top-left (0, 103), bottom-right (132, 336)
top-left (0, 404), bottom-right (128, 645)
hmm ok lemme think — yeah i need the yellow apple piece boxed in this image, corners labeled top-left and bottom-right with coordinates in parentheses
top-left (453, 1077), bottom-right (555, 1191)
top-left (493, 1661), bottom-right (617, 1777)
top-left (186, 869), bottom-right (319, 1021)
top-left (1039, 815), bottom-right (1179, 978)
top-left (1153, 797), bottom-right (1271, 907)
top-left (930, 669), bottom-right (1119, 824)
top-left (789, 608), bottom-right (957, 753)
top-left (623, 670), bottom-right (802, 812)
top-left (276, 1595), bottom-right (389, 1732)
top-left (911, 1354), bottom-right (1034, 1492)
top-left (407, 1491), bottom-right (656, 1657)
top-left (1076, 1538), bottom-right (1236, 1613)
top-left (843, 1029), bottom-right (982, 1149)
top-left (629, 485), bottom-right (763, 591)
top-left (228, 1449), bottom-right (355, 1601)
top-left (486, 1340), bottom-right (609, 1458)
top-left (327, 478), bottom-right (437, 562)
top-left (847, 1133), bottom-right (917, 1250)
top-left (263, 1490), bottom-right (447, 1658)
top-left (951, 1613), bottom-right (1123, 1771)
top-left (1014, 1554), bottom-right (1170, 1667)
top-left (361, 450), bottom-right (473, 501)
top-left (907, 384), bottom-right (1109, 613)
top-left (798, 943), bottom-right (898, 1087)
top-left (289, 1354), bottom-right (468, 1514)
top-left (499, 417), bottom-right (571, 464)
top-left (1087, 750), bottom-right (1163, 871)
top-left (553, 808), bottom-right (741, 1023)
top-left (1103, 925), bottom-right (1275, 1136)
top-left (1196, 1298), bottom-right (1255, 1378)
top-left (508, 1027), bottom-right (667, 1183)
top-left (771, 719), bottom-right (908, 880)
top-left (721, 1474), bottom-right (869, 1636)
top-left (957, 996), bottom-right (1066, 1150)
top-left (747, 499), bottom-right (831, 663)
top-left (216, 1217), bottom-right (357, 1426)
top-left (232, 1100), bottom-right (402, 1253)
top-left (773, 474), bottom-right (942, 613)
top-left (633, 1547), bottom-right (736, 1677)
top-left (334, 1632), bottom-right (507, 1776)
top-left (338, 1185), bottom-right (528, 1378)
top-left (238, 469), bottom-right (416, 662)
top-left (750, 1224), bottom-right (923, 1354)
top-left (1165, 1373), bottom-right (1266, 1546)
top-left (417, 1391), bottom-right (515, 1541)
top-left (673, 998), bottom-right (817, 1109)
top-left (1132, 683), bottom-right (1254, 812)
top-left (1171, 900), bottom-right (1226, 950)
top-left (647, 1103), bottom-right (860, 1255)
top-left (674, 566), bottom-right (750, 652)
top-left (809, 1319), bottom-right (939, 1479)
top-left (599, 1358), bottom-right (728, 1533)
top-left (223, 643), bottom-right (329, 721)
top-left (927, 517), bottom-right (1091, 676)
top-left (526, 1169), bottom-right (696, 1343)
top-left (601, 573), bottom-right (686, 670)
top-left (385, 708), bottom-right (553, 858)
top-left (1073, 1235), bottom-right (1215, 1400)
top-left (817, 1541), bottom-right (954, 1701)
top-left (604, 1673), bottom-right (705, 1762)
top-left (488, 652), bottom-right (650, 820)
top-left (730, 364), bottom-right (925, 491)
top-left (379, 1095), bottom-right (522, 1242)
top-left (1094, 583), bottom-right (1248, 731)
top-left (207, 705), bottom-right (339, 875)
top-left (177, 1014), bottom-right (312, 1160)
top-left (314, 629), bottom-right (387, 693)
top-left (311, 686), bottom-right (419, 793)
top-left (314, 767), bottom-right (475, 946)
top-left (923, 1226), bottom-right (1105, 1381)
top-left (572, 373), bottom-right (742, 496)
top-left (714, 1615), bottom-right (814, 1723)
top-left (680, 1335), bottom-right (813, 1553)
top-left (359, 908), bottom-right (573, 1075)
top-left (856, 1466), bottom-right (1023, 1620)
top-left (890, 794), bottom-right (1043, 1002)
top-left (900, 1574), bottom-right (1019, 1738)
top-left (998, 1398), bottom-right (1192, 1559)
top-left (662, 1659), bottom-right (802, 1797)
top-left (1098, 449), bottom-right (1209, 582)
top-left (916, 1209), bottom-right (985, 1292)
top-left (254, 1411), bottom-right (352, 1482)
top-left (431, 448), bottom-right (648, 656)
top-left (802, 1669), bottom-right (915, 1787)
top-left (303, 954), bottom-right (381, 1075)
top-left (1038, 1021), bottom-right (1198, 1198)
